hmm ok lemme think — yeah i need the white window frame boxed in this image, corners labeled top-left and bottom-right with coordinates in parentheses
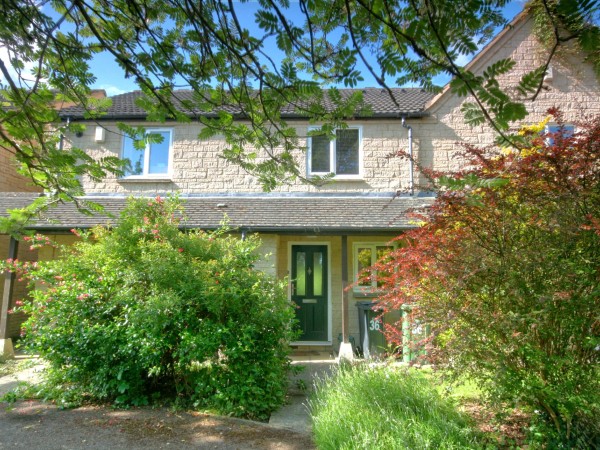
top-left (544, 123), bottom-right (575, 146)
top-left (121, 128), bottom-right (173, 178)
top-left (307, 126), bottom-right (363, 179)
top-left (353, 242), bottom-right (395, 295)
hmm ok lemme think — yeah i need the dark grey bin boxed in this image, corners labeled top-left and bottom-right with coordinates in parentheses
top-left (356, 301), bottom-right (386, 358)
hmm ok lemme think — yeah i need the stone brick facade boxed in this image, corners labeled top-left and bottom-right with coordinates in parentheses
top-left (71, 18), bottom-right (599, 198)
top-left (67, 121), bottom-right (413, 195)
top-left (3, 13), bottom-right (599, 352)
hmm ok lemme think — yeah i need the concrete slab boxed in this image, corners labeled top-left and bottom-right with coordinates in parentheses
top-left (268, 359), bottom-right (336, 434)
top-left (0, 338), bottom-right (14, 360)
top-left (0, 355), bottom-right (45, 397)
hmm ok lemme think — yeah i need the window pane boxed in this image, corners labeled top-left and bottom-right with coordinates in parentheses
top-left (295, 252), bottom-right (306, 296)
top-left (546, 125), bottom-right (574, 145)
top-left (313, 252), bottom-right (323, 296)
top-left (546, 125), bottom-right (574, 136)
top-left (148, 131), bottom-right (170, 174)
top-left (122, 136), bottom-right (144, 175)
top-left (311, 134), bottom-right (330, 173)
top-left (357, 247), bottom-right (373, 287)
top-left (336, 129), bottom-right (359, 175)
top-left (376, 246), bottom-right (394, 288)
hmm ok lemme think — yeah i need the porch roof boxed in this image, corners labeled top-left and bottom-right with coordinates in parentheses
top-left (1, 193), bottom-right (434, 234)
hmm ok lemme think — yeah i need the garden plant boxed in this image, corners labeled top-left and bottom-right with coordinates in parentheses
top-left (371, 111), bottom-right (600, 448)
top-left (3, 196), bottom-right (298, 421)
top-left (310, 362), bottom-right (486, 449)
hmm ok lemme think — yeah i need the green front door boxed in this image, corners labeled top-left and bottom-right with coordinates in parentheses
top-left (291, 245), bottom-right (328, 341)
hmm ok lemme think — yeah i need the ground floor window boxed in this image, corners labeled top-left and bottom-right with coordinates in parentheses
top-left (353, 243), bottom-right (394, 293)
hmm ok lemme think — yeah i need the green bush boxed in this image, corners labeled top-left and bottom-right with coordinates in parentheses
top-left (310, 363), bottom-right (485, 449)
top-left (374, 113), bottom-right (600, 446)
top-left (7, 196), bottom-right (298, 420)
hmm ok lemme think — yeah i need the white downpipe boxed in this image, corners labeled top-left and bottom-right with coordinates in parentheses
top-left (401, 117), bottom-right (414, 196)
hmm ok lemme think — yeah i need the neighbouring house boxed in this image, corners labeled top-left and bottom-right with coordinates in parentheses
top-left (0, 90), bottom-right (106, 355)
top-left (0, 144), bottom-right (42, 355)
top-left (1, 12), bottom-right (599, 357)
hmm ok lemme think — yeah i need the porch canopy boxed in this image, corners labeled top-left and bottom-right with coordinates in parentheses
top-left (1, 192), bottom-right (434, 234)
top-left (1, 192), bottom-right (434, 353)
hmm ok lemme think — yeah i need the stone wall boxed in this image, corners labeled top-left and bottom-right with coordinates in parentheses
top-left (417, 15), bottom-right (600, 178)
top-left (68, 121), bottom-right (414, 195)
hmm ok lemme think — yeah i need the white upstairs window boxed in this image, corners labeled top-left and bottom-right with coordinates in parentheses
top-left (308, 127), bottom-right (362, 178)
top-left (122, 129), bottom-right (172, 177)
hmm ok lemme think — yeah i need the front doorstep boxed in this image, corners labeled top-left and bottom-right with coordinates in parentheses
top-left (291, 341), bottom-right (331, 347)
top-left (290, 343), bottom-right (335, 362)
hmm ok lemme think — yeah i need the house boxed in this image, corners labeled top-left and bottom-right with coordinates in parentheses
top-left (0, 118), bottom-right (44, 357)
top-left (0, 90), bottom-right (107, 357)
top-left (1, 12), bottom-right (599, 357)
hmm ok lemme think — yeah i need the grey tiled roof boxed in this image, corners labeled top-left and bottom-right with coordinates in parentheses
top-left (60, 88), bottom-right (433, 121)
top-left (0, 193), bottom-right (434, 233)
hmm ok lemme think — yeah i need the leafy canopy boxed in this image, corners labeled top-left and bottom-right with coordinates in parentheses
top-left (1, 0), bottom-right (598, 226)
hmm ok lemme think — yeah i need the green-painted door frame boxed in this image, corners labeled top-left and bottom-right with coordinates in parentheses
top-left (291, 245), bottom-right (328, 341)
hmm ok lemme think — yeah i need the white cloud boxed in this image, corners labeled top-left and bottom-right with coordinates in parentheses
top-left (0, 46), bottom-right (46, 88)
top-left (98, 84), bottom-right (129, 96)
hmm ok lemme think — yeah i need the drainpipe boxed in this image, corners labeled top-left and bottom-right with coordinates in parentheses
top-left (60, 117), bottom-right (70, 151)
top-left (401, 117), bottom-right (414, 196)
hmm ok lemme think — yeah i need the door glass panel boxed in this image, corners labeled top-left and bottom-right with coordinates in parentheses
top-left (296, 252), bottom-right (306, 295)
top-left (313, 251), bottom-right (323, 296)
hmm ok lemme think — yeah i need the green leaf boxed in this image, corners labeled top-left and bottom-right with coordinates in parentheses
top-left (461, 102), bottom-right (486, 126)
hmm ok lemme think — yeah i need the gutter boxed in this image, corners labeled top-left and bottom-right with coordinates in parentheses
top-left (401, 116), bottom-right (414, 196)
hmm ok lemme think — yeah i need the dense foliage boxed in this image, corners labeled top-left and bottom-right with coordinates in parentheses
top-left (1, 1), bottom-right (598, 231)
top-left (372, 111), bottom-right (600, 447)
top-left (311, 363), bottom-right (485, 449)
top-left (3, 197), bottom-right (298, 420)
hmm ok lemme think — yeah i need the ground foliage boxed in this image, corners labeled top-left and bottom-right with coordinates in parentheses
top-left (310, 363), bottom-right (487, 449)
top-left (1, 1), bottom-right (598, 232)
top-left (1, 196), bottom-right (299, 421)
top-left (370, 111), bottom-right (600, 447)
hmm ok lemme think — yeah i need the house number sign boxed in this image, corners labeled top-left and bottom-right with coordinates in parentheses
top-left (369, 317), bottom-right (382, 332)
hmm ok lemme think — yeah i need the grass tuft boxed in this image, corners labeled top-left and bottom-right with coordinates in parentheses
top-left (310, 362), bottom-right (487, 449)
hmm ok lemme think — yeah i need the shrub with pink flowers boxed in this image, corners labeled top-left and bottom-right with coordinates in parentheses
top-left (3, 196), bottom-right (298, 420)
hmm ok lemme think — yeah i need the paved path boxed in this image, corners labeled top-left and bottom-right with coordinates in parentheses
top-left (0, 356), bottom-right (45, 398)
top-left (268, 359), bottom-right (335, 433)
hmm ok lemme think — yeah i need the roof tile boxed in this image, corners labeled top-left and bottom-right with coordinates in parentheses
top-left (1, 194), bottom-right (434, 232)
top-left (60, 88), bottom-right (434, 120)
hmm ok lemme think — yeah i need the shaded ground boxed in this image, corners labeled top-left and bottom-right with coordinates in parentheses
top-left (0, 400), bottom-right (316, 450)
top-left (0, 354), bottom-right (329, 449)
top-left (461, 400), bottom-right (530, 448)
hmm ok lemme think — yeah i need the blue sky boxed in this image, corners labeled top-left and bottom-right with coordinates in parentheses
top-left (49, 1), bottom-right (527, 96)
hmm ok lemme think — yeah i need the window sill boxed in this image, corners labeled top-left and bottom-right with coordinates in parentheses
top-left (308, 174), bottom-right (364, 182)
top-left (118, 177), bottom-right (173, 184)
top-left (333, 176), bottom-right (364, 181)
